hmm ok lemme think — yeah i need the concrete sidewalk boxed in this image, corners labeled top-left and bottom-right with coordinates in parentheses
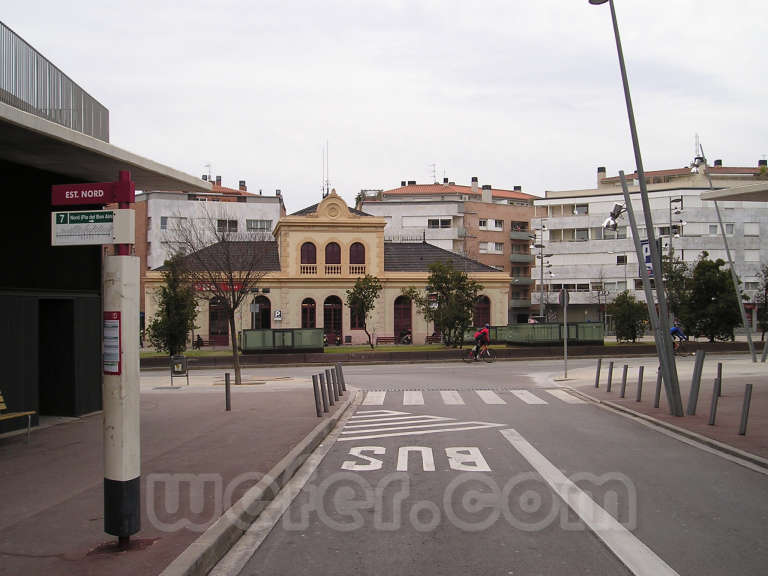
top-left (0, 374), bottom-right (345, 576)
top-left (564, 353), bottom-right (768, 461)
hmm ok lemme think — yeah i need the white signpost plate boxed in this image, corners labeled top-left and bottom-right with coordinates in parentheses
top-left (51, 209), bottom-right (135, 246)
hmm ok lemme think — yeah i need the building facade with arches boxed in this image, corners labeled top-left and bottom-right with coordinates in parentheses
top-left (144, 191), bottom-right (510, 345)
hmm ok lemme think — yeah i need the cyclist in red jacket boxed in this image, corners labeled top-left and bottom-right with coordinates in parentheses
top-left (473, 324), bottom-right (491, 359)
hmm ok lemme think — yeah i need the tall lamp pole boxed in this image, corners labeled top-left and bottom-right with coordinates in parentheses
top-left (589, 0), bottom-right (683, 416)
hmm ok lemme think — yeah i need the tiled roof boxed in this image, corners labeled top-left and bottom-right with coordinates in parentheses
top-left (384, 242), bottom-right (500, 272)
top-left (708, 166), bottom-right (762, 175)
top-left (601, 166), bottom-right (762, 183)
top-left (380, 183), bottom-right (534, 201)
top-left (160, 241), bottom-right (281, 272)
top-left (290, 203), bottom-right (372, 216)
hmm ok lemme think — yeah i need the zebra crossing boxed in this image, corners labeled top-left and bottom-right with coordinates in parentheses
top-left (360, 388), bottom-right (586, 407)
top-left (339, 410), bottom-right (505, 442)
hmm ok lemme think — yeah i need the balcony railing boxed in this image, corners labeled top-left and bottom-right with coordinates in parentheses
top-left (300, 264), bottom-right (317, 275)
top-left (509, 253), bottom-right (535, 264)
top-left (325, 264), bottom-right (342, 275)
top-left (1, 22), bottom-right (110, 141)
top-left (349, 264), bottom-right (366, 275)
top-left (509, 230), bottom-right (533, 241)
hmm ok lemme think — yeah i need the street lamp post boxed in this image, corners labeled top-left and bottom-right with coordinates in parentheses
top-left (533, 218), bottom-right (549, 319)
top-left (589, 0), bottom-right (684, 416)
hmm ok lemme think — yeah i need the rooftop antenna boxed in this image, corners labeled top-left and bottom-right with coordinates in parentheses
top-left (204, 163), bottom-right (213, 181)
top-left (694, 133), bottom-right (700, 159)
top-left (429, 162), bottom-right (437, 183)
top-left (322, 140), bottom-right (330, 198)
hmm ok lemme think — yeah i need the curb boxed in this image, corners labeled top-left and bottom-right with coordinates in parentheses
top-left (158, 389), bottom-right (358, 576)
top-left (565, 386), bottom-right (768, 471)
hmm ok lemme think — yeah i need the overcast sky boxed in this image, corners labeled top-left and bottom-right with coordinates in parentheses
top-left (5, 1), bottom-right (766, 212)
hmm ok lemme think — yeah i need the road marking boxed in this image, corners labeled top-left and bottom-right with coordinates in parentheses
top-left (345, 416), bottom-right (453, 428)
top-left (500, 428), bottom-right (680, 576)
top-left (545, 389), bottom-right (586, 404)
top-left (338, 422), bottom-right (505, 442)
top-left (510, 389), bottom-right (548, 405)
top-left (403, 390), bottom-right (424, 405)
top-left (362, 391), bottom-right (386, 405)
top-left (440, 390), bottom-right (465, 405)
top-left (350, 409), bottom-right (407, 419)
top-left (476, 390), bottom-right (506, 404)
top-left (342, 421), bottom-right (476, 435)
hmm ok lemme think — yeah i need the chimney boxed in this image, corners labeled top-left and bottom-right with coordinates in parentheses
top-left (202, 174), bottom-right (208, 181)
top-left (597, 166), bottom-right (606, 187)
top-left (407, 180), bottom-right (416, 186)
top-left (514, 185), bottom-right (522, 191)
top-left (443, 177), bottom-right (449, 185)
top-left (714, 159), bottom-right (722, 167)
top-left (759, 160), bottom-right (767, 167)
top-left (215, 175), bottom-right (222, 186)
top-left (275, 189), bottom-right (281, 196)
top-left (481, 184), bottom-right (492, 203)
top-left (471, 176), bottom-right (478, 194)
top-left (238, 180), bottom-right (247, 191)
top-left (400, 180), bottom-right (406, 187)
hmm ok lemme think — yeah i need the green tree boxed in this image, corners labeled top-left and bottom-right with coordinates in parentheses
top-left (403, 262), bottom-right (482, 348)
top-left (607, 290), bottom-right (648, 343)
top-left (146, 254), bottom-right (198, 356)
top-left (663, 250), bottom-right (694, 332)
top-left (687, 252), bottom-right (741, 342)
top-left (345, 274), bottom-right (383, 349)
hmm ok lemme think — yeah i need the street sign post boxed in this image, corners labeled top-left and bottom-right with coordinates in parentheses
top-left (559, 289), bottom-right (569, 379)
top-left (51, 179), bottom-right (135, 206)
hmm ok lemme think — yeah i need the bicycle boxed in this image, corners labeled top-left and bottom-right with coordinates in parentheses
top-left (461, 343), bottom-right (496, 363)
top-left (673, 340), bottom-right (692, 357)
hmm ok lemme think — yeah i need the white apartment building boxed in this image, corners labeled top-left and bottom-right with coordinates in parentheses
top-left (533, 158), bottom-right (768, 330)
top-left (136, 179), bottom-right (285, 270)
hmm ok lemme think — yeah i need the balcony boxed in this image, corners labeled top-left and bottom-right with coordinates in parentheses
top-left (349, 264), bottom-right (366, 275)
top-left (509, 229), bottom-right (533, 241)
top-left (509, 253), bottom-right (535, 264)
top-left (300, 265), bottom-right (317, 275)
top-left (511, 276), bottom-right (533, 286)
top-left (325, 264), bottom-right (342, 275)
top-left (508, 298), bottom-right (532, 308)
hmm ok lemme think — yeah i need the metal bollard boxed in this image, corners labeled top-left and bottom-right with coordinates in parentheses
top-left (225, 372), bottom-right (231, 411)
top-left (739, 384), bottom-right (753, 436)
top-left (595, 358), bottom-right (602, 388)
top-left (708, 379), bottom-right (720, 426)
top-left (607, 361), bottom-right (614, 392)
top-left (326, 369), bottom-right (339, 402)
top-left (686, 351), bottom-right (706, 416)
top-left (311, 374), bottom-right (323, 417)
top-left (636, 366), bottom-right (644, 402)
top-left (319, 373), bottom-right (329, 412)
top-left (336, 362), bottom-right (347, 392)
top-left (654, 366), bottom-right (662, 408)
top-left (619, 364), bottom-right (628, 398)
top-left (321, 372), bottom-right (334, 406)
top-left (716, 362), bottom-right (723, 397)
top-left (331, 368), bottom-right (342, 397)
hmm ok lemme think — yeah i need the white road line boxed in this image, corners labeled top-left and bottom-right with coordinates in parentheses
top-left (339, 422), bottom-right (504, 442)
top-left (440, 390), bottom-right (465, 405)
top-left (362, 391), bottom-right (386, 405)
top-left (545, 389), bottom-right (587, 404)
top-left (342, 421), bottom-right (478, 435)
top-left (500, 429), bottom-right (680, 576)
top-left (475, 390), bottom-right (506, 404)
top-left (403, 390), bottom-right (424, 405)
top-left (345, 416), bottom-right (452, 428)
top-left (349, 410), bottom-right (408, 419)
top-left (510, 390), bottom-right (548, 405)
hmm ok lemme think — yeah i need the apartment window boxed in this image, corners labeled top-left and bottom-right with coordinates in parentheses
top-left (634, 279), bottom-right (655, 290)
top-left (616, 255), bottom-right (627, 265)
top-left (577, 284), bottom-right (589, 292)
top-left (147, 217), bottom-right (152, 230)
top-left (575, 228), bottom-right (589, 241)
top-left (591, 227), bottom-right (603, 240)
top-left (511, 221), bottom-right (528, 231)
top-left (247, 219), bottom-right (272, 231)
top-left (745, 250), bottom-right (761, 262)
top-left (744, 282), bottom-right (760, 291)
top-left (428, 219), bottom-right (440, 229)
top-left (479, 219), bottom-right (487, 229)
top-left (604, 226), bottom-right (627, 239)
top-left (160, 216), bottom-right (168, 230)
top-left (494, 242), bottom-right (504, 252)
top-left (494, 219), bottom-right (504, 230)
top-left (551, 284), bottom-right (563, 291)
top-left (726, 223), bottom-right (734, 235)
top-left (479, 242), bottom-right (489, 254)
top-left (574, 204), bottom-right (589, 215)
top-left (217, 219), bottom-right (238, 233)
top-left (591, 282), bottom-right (603, 291)
top-left (709, 224), bottom-right (718, 235)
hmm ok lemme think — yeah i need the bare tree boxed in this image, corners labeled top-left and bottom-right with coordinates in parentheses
top-left (168, 203), bottom-right (274, 385)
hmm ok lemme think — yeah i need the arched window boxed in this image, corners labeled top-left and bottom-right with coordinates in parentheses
top-left (251, 295), bottom-right (271, 329)
top-left (325, 242), bottom-right (341, 264)
top-left (350, 242), bottom-right (365, 264)
top-left (394, 295), bottom-right (412, 340)
top-left (473, 295), bottom-right (491, 328)
top-left (300, 242), bottom-right (316, 264)
top-left (301, 298), bottom-right (316, 328)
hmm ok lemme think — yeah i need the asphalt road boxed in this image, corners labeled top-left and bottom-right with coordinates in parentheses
top-left (187, 359), bottom-right (768, 575)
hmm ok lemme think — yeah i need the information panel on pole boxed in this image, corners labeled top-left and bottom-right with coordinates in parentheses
top-left (103, 311), bottom-right (121, 375)
top-left (51, 209), bottom-right (135, 246)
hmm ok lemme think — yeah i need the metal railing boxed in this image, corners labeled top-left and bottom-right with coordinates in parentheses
top-left (1, 21), bottom-right (109, 141)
